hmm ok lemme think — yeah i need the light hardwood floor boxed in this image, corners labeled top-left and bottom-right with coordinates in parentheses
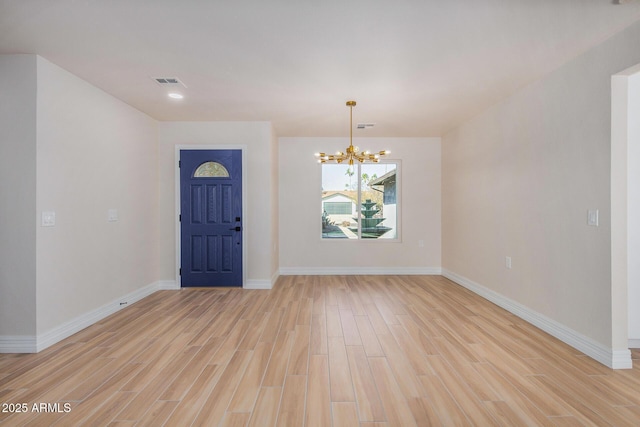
top-left (1, 275), bottom-right (639, 426)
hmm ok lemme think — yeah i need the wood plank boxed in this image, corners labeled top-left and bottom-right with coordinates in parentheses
top-left (259, 308), bottom-right (284, 344)
top-left (332, 402), bottom-right (360, 427)
top-left (191, 350), bottom-right (253, 426)
top-left (275, 375), bottom-right (307, 427)
top-left (262, 331), bottom-right (294, 387)
top-left (248, 387), bottom-right (282, 427)
top-left (469, 363), bottom-right (555, 426)
top-left (406, 397), bottom-right (442, 427)
top-left (305, 355), bottom-right (332, 427)
top-left (346, 345), bottom-right (386, 422)
top-left (388, 323), bottom-right (434, 375)
top-left (296, 297), bottom-right (314, 326)
top-left (326, 304), bottom-right (344, 337)
top-left (418, 373), bottom-right (470, 426)
top-left (363, 303), bottom-right (391, 335)
top-left (328, 335), bottom-right (355, 402)
top-left (115, 345), bottom-right (200, 420)
top-left (133, 400), bottom-right (179, 427)
top-left (310, 314), bottom-right (328, 355)
top-left (281, 300), bottom-right (301, 332)
top-left (288, 324), bottom-right (311, 375)
top-left (375, 332), bottom-right (424, 398)
top-left (162, 364), bottom-right (221, 426)
top-left (368, 357), bottom-right (418, 426)
top-left (220, 412), bottom-right (250, 427)
top-left (227, 340), bottom-right (274, 412)
top-left (159, 336), bottom-right (224, 401)
top-left (339, 308), bottom-right (363, 346)
top-left (354, 314), bottom-right (384, 357)
top-left (77, 391), bottom-right (137, 427)
top-left (237, 311), bottom-right (269, 351)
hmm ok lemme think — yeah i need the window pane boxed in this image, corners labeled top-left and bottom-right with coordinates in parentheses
top-left (325, 202), bottom-right (352, 215)
top-left (194, 161), bottom-right (229, 177)
top-left (361, 163), bottom-right (397, 239)
top-left (321, 164), bottom-right (356, 239)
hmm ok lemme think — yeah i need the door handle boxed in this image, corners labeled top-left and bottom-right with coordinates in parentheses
top-left (229, 226), bottom-right (242, 231)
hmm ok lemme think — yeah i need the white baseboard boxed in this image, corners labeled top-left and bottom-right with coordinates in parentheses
top-left (0, 280), bottom-right (177, 354)
top-left (442, 269), bottom-right (632, 370)
top-left (279, 267), bottom-right (442, 276)
top-left (242, 271), bottom-right (280, 290)
top-left (245, 279), bottom-right (273, 290)
top-left (157, 280), bottom-right (180, 290)
top-left (629, 339), bottom-right (640, 348)
top-left (0, 336), bottom-right (37, 353)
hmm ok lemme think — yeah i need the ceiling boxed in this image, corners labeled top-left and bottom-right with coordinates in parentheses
top-left (2, 0), bottom-right (640, 137)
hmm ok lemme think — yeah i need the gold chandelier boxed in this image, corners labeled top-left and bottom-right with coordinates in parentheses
top-left (314, 100), bottom-right (390, 165)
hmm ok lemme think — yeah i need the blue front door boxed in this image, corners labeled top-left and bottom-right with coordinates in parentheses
top-left (180, 149), bottom-right (242, 287)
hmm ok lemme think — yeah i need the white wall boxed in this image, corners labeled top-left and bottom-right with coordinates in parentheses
top-left (279, 137), bottom-right (441, 273)
top-left (158, 122), bottom-right (277, 287)
top-left (442, 21), bottom-right (640, 357)
top-left (35, 57), bottom-right (159, 335)
top-left (0, 55), bottom-right (37, 336)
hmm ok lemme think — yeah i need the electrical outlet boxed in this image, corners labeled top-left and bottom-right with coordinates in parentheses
top-left (506, 256), bottom-right (512, 269)
top-left (587, 209), bottom-right (599, 227)
top-left (41, 211), bottom-right (56, 227)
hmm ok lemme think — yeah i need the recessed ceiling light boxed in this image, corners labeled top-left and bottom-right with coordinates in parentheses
top-left (168, 93), bottom-right (184, 99)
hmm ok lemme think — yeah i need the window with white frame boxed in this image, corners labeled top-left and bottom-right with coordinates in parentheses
top-left (321, 162), bottom-right (399, 239)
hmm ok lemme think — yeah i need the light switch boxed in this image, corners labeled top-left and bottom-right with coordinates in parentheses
top-left (587, 209), bottom-right (599, 227)
top-left (107, 209), bottom-right (118, 222)
top-left (42, 211), bottom-right (56, 227)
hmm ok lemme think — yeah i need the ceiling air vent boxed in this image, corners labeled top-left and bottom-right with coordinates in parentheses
top-left (357, 123), bottom-right (375, 129)
top-left (151, 77), bottom-right (187, 88)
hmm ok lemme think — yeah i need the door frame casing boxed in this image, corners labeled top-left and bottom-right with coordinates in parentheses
top-left (612, 63), bottom-right (640, 354)
top-left (175, 145), bottom-right (248, 288)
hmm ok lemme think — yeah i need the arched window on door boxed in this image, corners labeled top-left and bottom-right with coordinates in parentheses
top-left (193, 161), bottom-right (230, 178)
